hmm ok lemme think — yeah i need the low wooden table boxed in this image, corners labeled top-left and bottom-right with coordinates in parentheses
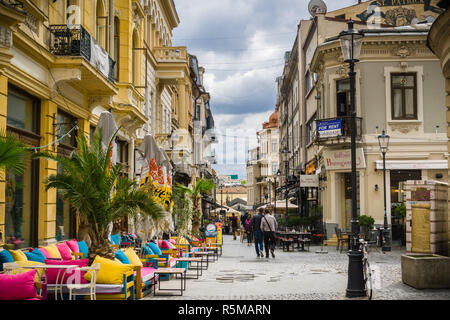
top-left (191, 251), bottom-right (214, 269)
top-left (153, 268), bottom-right (187, 296)
top-left (175, 257), bottom-right (203, 279)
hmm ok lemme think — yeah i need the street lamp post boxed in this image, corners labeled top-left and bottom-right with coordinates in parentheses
top-left (339, 20), bottom-right (366, 298)
top-left (378, 130), bottom-right (391, 252)
top-left (275, 169), bottom-right (281, 214)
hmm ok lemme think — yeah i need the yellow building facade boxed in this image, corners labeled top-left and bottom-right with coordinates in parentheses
top-left (0, 0), bottom-right (194, 249)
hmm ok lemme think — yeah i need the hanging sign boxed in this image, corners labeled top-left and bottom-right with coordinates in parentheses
top-left (317, 119), bottom-right (342, 138)
top-left (323, 148), bottom-right (366, 170)
top-left (300, 175), bottom-right (319, 187)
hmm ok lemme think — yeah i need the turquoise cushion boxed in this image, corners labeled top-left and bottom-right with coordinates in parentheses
top-left (0, 250), bottom-right (14, 271)
top-left (142, 244), bottom-right (154, 255)
top-left (110, 233), bottom-right (120, 245)
top-left (148, 242), bottom-right (162, 255)
top-left (77, 241), bottom-right (89, 259)
top-left (24, 250), bottom-right (46, 263)
top-left (114, 250), bottom-right (131, 264)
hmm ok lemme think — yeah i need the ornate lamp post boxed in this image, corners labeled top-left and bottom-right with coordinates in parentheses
top-left (281, 147), bottom-right (290, 228)
top-left (339, 20), bottom-right (366, 298)
top-left (274, 169), bottom-right (281, 214)
top-left (378, 130), bottom-right (391, 252)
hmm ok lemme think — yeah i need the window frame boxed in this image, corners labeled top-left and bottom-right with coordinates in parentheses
top-left (390, 72), bottom-right (418, 120)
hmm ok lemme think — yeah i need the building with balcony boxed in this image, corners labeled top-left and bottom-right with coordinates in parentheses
top-left (277, 1), bottom-right (448, 242)
top-left (0, 0), bottom-right (207, 248)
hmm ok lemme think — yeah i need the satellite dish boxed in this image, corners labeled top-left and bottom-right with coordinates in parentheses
top-left (308, 0), bottom-right (327, 17)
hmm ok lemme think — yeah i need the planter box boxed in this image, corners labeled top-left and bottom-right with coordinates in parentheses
top-left (401, 254), bottom-right (450, 289)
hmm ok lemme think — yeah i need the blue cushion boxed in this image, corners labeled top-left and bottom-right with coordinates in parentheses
top-left (110, 233), bottom-right (120, 245)
top-left (77, 241), bottom-right (89, 259)
top-left (185, 235), bottom-right (193, 242)
top-left (142, 244), bottom-right (154, 255)
top-left (148, 242), bottom-right (162, 255)
top-left (114, 250), bottom-right (131, 264)
top-left (0, 250), bottom-right (14, 271)
top-left (25, 250), bottom-right (46, 263)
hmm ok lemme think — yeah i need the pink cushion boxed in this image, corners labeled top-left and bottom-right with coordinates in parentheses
top-left (0, 270), bottom-right (38, 300)
top-left (44, 259), bottom-right (89, 284)
top-left (38, 247), bottom-right (52, 259)
top-left (139, 267), bottom-right (157, 282)
top-left (65, 239), bottom-right (79, 253)
top-left (168, 239), bottom-right (176, 245)
top-left (56, 242), bottom-right (73, 261)
top-left (159, 241), bottom-right (171, 249)
top-left (192, 236), bottom-right (200, 241)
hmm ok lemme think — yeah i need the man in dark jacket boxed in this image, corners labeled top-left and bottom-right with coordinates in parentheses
top-left (250, 208), bottom-right (264, 257)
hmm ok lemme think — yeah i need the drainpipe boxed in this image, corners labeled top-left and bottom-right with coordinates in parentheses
top-left (109, 0), bottom-right (114, 55)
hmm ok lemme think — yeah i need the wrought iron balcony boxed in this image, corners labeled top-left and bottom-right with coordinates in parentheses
top-left (0, 0), bottom-right (25, 13)
top-left (314, 116), bottom-right (362, 145)
top-left (49, 24), bottom-right (115, 83)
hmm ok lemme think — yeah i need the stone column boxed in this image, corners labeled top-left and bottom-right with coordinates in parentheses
top-left (39, 100), bottom-right (58, 245)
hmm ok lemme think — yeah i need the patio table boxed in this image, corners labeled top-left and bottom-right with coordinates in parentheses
top-left (153, 268), bottom-right (186, 296)
top-left (174, 257), bottom-right (203, 279)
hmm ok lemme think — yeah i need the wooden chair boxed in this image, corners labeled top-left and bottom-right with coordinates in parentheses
top-left (334, 227), bottom-right (349, 253)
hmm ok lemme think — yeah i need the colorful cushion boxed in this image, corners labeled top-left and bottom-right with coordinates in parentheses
top-left (9, 250), bottom-right (28, 262)
top-left (148, 242), bottom-right (162, 255)
top-left (168, 239), bottom-right (176, 245)
top-left (85, 256), bottom-right (133, 285)
top-left (37, 247), bottom-right (52, 259)
top-left (0, 270), bottom-right (38, 300)
top-left (56, 242), bottom-right (73, 261)
top-left (44, 259), bottom-right (89, 284)
top-left (114, 250), bottom-right (131, 265)
top-left (24, 251), bottom-right (45, 264)
top-left (159, 240), bottom-right (171, 249)
top-left (77, 241), bottom-right (89, 259)
top-left (110, 233), bottom-right (120, 245)
top-left (139, 267), bottom-right (157, 283)
top-left (178, 237), bottom-right (189, 245)
top-left (166, 241), bottom-right (176, 249)
top-left (123, 247), bottom-right (143, 267)
top-left (65, 239), bottom-right (79, 253)
top-left (42, 245), bottom-right (62, 259)
top-left (13, 261), bottom-right (45, 282)
top-left (185, 235), bottom-right (193, 242)
top-left (0, 250), bottom-right (14, 271)
top-left (142, 245), bottom-right (154, 256)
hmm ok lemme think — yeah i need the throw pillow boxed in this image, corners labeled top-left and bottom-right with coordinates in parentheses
top-left (110, 233), bottom-right (120, 245)
top-left (44, 259), bottom-right (89, 284)
top-left (77, 241), bottom-right (89, 259)
top-left (9, 250), bottom-right (28, 262)
top-left (65, 239), bottom-right (79, 253)
top-left (42, 245), bottom-right (62, 259)
top-left (24, 251), bottom-right (45, 264)
top-left (85, 256), bottom-right (133, 285)
top-left (159, 240), bottom-right (171, 249)
top-left (123, 247), bottom-right (143, 267)
top-left (37, 247), bottom-right (52, 259)
top-left (56, 242), bottom-right (73, 261)
top-left (148, 242), bottom-right (162, 255)
top-left (114, 250), bottom-right (131, 265)
top-left (142, 244), bottom-right (154, 256)
top-left (0, 250), bottom-right (14, 271)
top-left (0, 270), bottom-right (38, 300)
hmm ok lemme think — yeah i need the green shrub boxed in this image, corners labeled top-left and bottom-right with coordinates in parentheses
top-left (393, 203), bottom-right (406, 219)
top-left (358, 215), bottom-right (375, 228)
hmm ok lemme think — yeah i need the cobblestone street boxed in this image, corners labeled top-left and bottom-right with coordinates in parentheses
top-left (145, 235), bottom-right (450, 300)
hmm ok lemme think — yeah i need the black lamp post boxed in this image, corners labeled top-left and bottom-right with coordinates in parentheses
top-left (378, 130), bottom-right (391, 252)
top-left (339, 20), bottom-right (366, 298)
top-left (282, 147), bottom-right (290, 228)
top-left (275, 169), bottom-right (281, 214)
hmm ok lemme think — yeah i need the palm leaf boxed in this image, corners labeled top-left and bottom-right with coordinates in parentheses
top-left (0, 130), bottom-right (28, 174)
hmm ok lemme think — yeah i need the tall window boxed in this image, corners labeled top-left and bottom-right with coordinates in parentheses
top-left (113, 17), bottom-right (120, 80)
top-left (5, 86), bottom-right (40, 248)
top-left (306, 114), bottom-right (316, 146)
top-left (336, 79), bottom-right (350, 117)
top-left (391, 73), bottom-right (417, 120)
top-left (96, 0), bottom-right (107, 49)
top-left (271, 139), bottom-right (278, 154)
top-left (132, 30), bottom-right (139, 86)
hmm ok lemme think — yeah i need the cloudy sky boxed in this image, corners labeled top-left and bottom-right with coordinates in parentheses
top-left (172, 0), bottom-right (356, 179)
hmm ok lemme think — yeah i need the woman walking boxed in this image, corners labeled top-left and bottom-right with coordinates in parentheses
top-left (244, 214), bottom-right (252, 246)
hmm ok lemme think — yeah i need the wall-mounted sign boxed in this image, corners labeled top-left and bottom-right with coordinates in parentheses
top-left (306, 160), bottom-right (317, 175)
top-left (412, 187), bottom-right (431, 201)
top-left (317, 119), bottom-right (342, 138)
top-left (323, 148), bottom-right (366, 170)
top-left (300, 175), bottom-right (319, 187)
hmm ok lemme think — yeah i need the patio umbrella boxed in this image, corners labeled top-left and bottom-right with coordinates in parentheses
top-left (94, 111), bottom-right (118, 165)
top-left (258, 200), bottom-right (298, 214)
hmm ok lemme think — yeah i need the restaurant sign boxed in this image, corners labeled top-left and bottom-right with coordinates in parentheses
top-left (300, 175), bottom-right (319, 188)
top-left (317, 119), bottom-right (342, 138)
top-left (323, 148), bottom-right (366, 170)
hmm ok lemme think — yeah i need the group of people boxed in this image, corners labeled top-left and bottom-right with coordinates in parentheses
top-left (230, 208), bottom-right (278, 258)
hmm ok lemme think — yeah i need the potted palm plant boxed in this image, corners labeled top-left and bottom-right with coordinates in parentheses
top-left (34, 129), bottom-right (163, 262)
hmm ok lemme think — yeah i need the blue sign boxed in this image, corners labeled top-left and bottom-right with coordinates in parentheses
top-left (317, 119), bottom-right (342, 138)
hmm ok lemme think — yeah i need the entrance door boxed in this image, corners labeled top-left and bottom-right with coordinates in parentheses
top-left (341, 172), bottom-right (360, 232)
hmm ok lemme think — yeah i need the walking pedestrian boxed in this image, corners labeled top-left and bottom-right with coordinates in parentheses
top-left (244, 214), bottom-right (252, 246)
top-left (250, 208), bottom-right (264, 257)
top-left (260, 208), bottom-right (278, 258)
top-left (230, 213), bottom-right (238, 240)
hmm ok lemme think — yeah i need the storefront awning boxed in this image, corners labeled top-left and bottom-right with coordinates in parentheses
top-left (375, 160), bottom-right (448, 170)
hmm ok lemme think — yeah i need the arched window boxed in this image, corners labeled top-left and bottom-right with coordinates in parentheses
top-left (113, 17), bottom-right (120, 80)
top-left (96, 0), bottom-right (107, 49)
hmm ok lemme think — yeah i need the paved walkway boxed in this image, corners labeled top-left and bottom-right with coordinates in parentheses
top-left (144, 235), bottom-right (450, 300)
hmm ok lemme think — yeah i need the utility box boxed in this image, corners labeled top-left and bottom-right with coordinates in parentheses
top-left (405, 180), bottom-right (448, 255)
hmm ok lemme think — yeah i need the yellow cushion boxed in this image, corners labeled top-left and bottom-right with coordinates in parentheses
top-left (177, 237), bottom-right (189, 245)
top-left (42, 245), bottom-right (62, 259)
top-left (14, 260), bottom-right (45, 282)
top-left (85, 256), bottom-right (133, 285)
top-left (9, 250), bottom-right (28, 262)
top-left (123, 247), bottom-right (143, 267)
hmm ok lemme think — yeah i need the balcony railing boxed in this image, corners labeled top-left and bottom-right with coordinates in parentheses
top-left (49, 24), bottom-right (115, 83)
top-left (0, 0), bottom-right (26, 13)
top-left (153, 46), bottom-right (188, 64)
top-left (314, 116), bottom-right (362, 143)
